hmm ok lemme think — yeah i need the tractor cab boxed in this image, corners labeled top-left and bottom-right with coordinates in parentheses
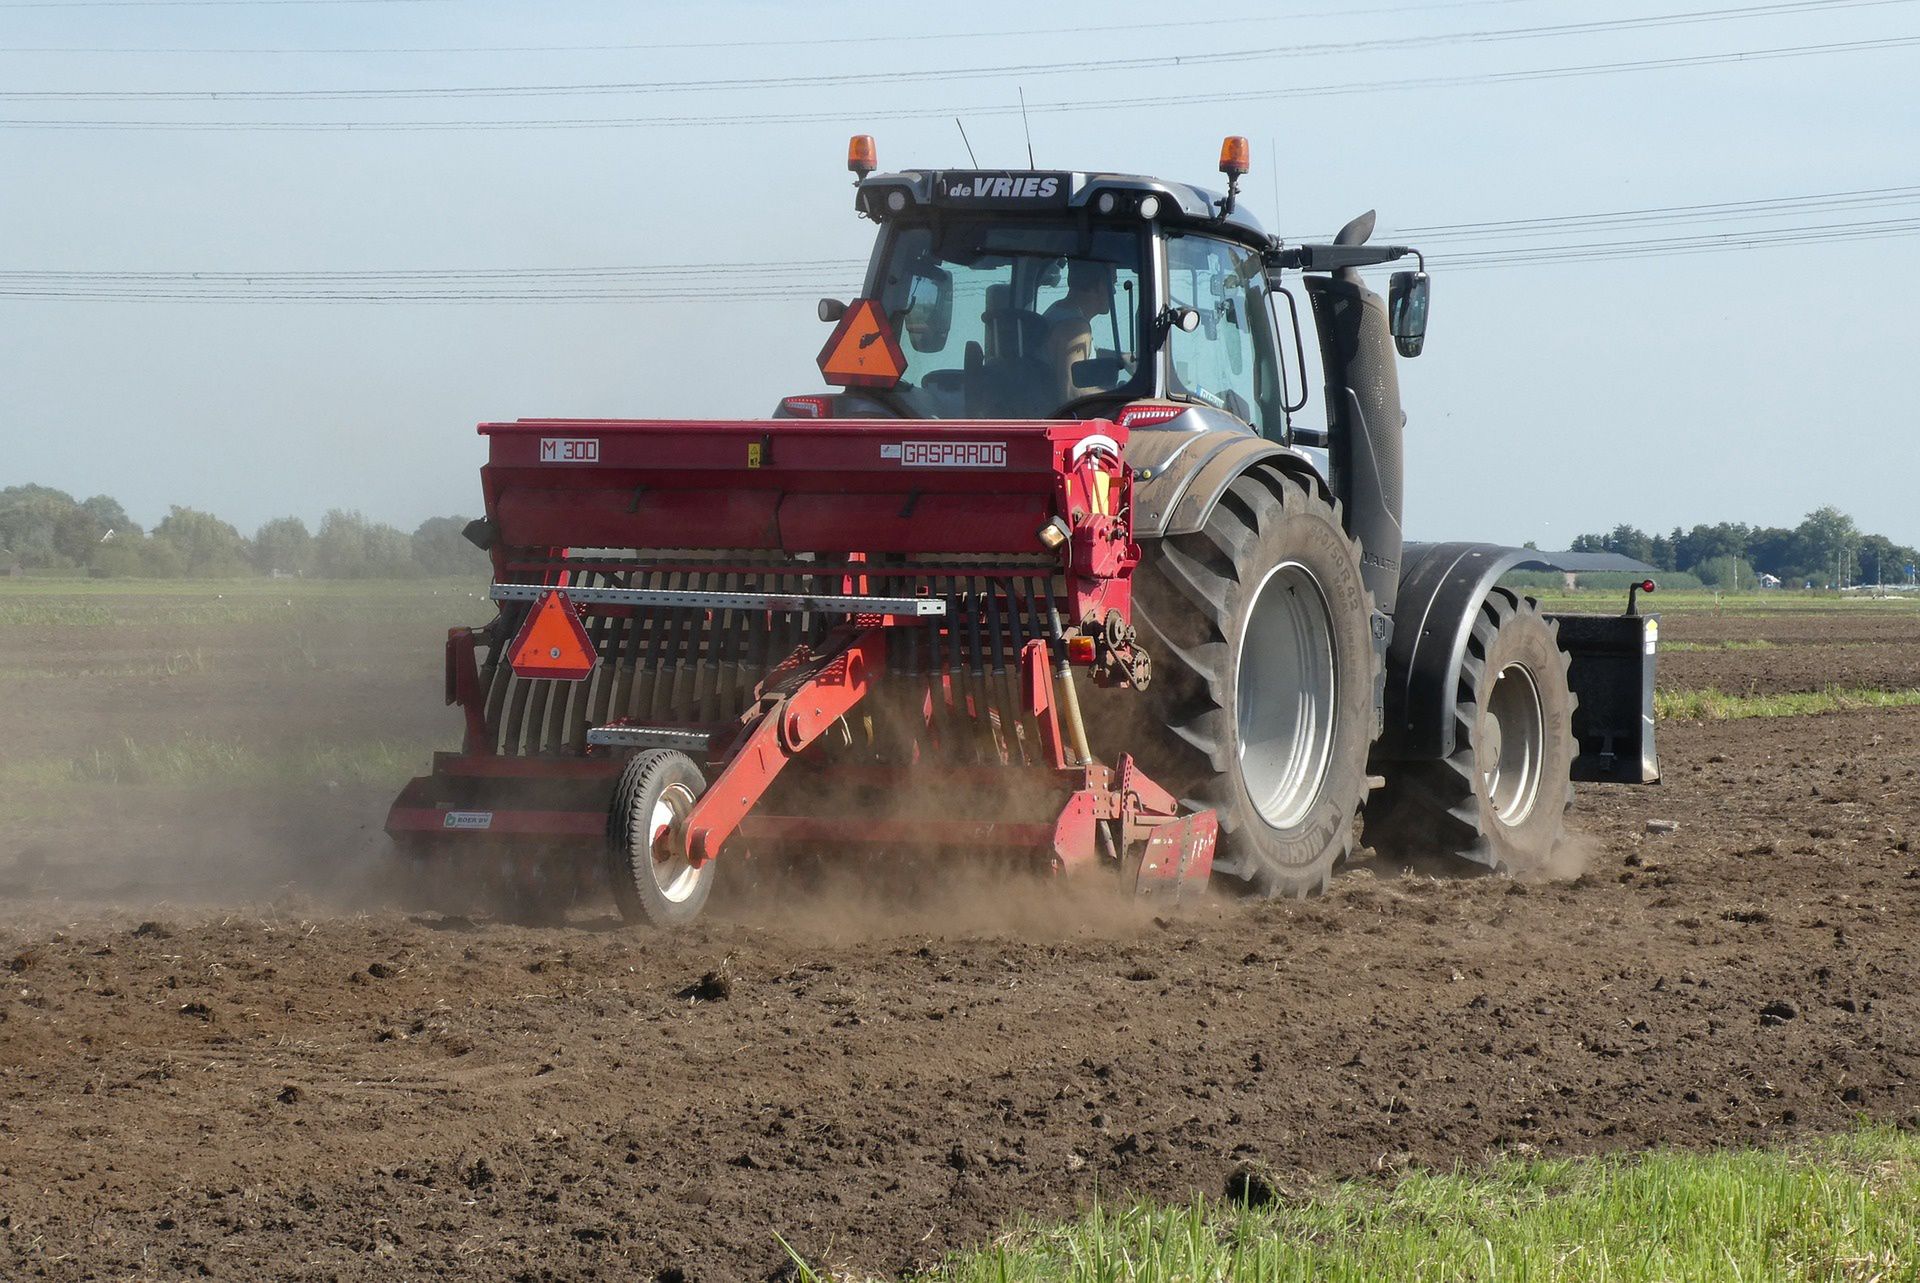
top-left (795, 136), bottom-right (1429, 456)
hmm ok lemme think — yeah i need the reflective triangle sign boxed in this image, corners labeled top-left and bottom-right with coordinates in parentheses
top-left (507, 589), bottom-right (597, 681)
top-left (817, 298), bottom-right (907, 388)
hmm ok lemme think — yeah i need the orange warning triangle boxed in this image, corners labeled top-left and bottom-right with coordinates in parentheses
top-left (508, 590), bottom-right (597, 682)
top-left (817, 298), bottom-right (907, 388)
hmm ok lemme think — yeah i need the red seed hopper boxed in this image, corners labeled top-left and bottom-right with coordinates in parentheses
top-left (386, 417), bottom-right (1216, 923)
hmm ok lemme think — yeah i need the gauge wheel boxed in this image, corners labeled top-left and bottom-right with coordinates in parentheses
top-left (607, 749), bottom-right (714, 926)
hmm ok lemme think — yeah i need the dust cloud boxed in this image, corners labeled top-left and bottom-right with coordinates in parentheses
top-left (1538, 824), bottom-right (1598, 882)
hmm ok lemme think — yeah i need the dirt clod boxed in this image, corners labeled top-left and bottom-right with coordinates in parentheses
top-left (1224, 1163), bottom-right (1284, 1207)
top-left (678, 969), bottom-right (733, 1002)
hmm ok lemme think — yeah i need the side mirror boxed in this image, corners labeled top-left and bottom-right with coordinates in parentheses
top-left (1070, 355), bottom-right (1129, 389)
top-left (1387, 270), bottom-right (1430, 358)
top-left (817, 298), bottom-right (847, 323)
top-left (902, 264), bottom-right (952, 353)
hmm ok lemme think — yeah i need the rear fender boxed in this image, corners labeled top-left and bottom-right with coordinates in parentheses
top-left (1376, 541), bottom-right (1530, 761)
top-left (1378, 542), bottom-right (1660, 782)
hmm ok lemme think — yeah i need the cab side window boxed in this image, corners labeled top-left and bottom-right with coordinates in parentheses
top-left (1165, 234), bottom-right (1285, 436)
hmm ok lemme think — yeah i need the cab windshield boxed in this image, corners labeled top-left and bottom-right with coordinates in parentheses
top-left (871, 220), bottom-right (1147, 419)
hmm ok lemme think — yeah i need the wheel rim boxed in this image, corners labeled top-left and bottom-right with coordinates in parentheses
top-left (1236, 561), bottom-right (1338, 831)
top-left (1481, 662), bottom-right (1545, 827)
top-left (646, 782), bottom-right (705, 904)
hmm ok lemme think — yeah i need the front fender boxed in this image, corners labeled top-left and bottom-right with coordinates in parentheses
top-left (1124, 407), bottom-right (1320, 539)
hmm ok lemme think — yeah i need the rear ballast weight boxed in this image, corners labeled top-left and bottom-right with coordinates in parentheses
top-left (385, 417), bottom-right (1217, 923)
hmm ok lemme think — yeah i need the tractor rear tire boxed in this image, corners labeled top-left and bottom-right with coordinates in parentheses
top-left (1129, 470), bottom-right (1378, 898)
top-left (1363, 589), bottom-right (1576, 873)
top-left (607, 749), bottom-right (714, 927)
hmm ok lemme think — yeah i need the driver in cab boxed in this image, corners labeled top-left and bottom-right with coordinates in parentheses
top-left (1042, 260), bottom-right (1116, 407)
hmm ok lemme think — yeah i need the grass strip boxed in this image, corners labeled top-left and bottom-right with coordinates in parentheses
top-left (0, 734), bottom-right (431, 793)
top-left (1656, 685), bottom-right (1920, 720)
top-left (1660, 639), bottom-right (1778, 653)
top-left (0, 577), bottom-right (484, 628)
top-left (854, 1128), bottom-right (1920, 1283)
top-left (1529, 592), bottom-right (1920, 615)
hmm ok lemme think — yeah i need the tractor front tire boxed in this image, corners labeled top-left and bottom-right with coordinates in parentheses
top-left (607, 749), bottom-right (714, 927)
top-left (1363, 589), bottom-right (1576, 873)
top-left (1130, 470), bottom-right (1379, 898)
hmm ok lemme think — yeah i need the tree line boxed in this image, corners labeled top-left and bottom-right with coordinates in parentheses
top-left (6, 484), bottom-right (1913, 589)
top-left (0, 484), bottom-right (488, 579)
top-left (1570, 506), bottom-right (1918, 589)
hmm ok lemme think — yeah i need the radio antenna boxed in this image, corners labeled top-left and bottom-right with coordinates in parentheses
top-left (1018, 88), bottom-right (1036, 168)
top-left (954, 117), bottom-right (979, 167)
top-left (1269, 137), bottom-right (1281, 219)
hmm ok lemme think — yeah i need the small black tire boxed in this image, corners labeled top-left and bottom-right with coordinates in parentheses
top-left (1363, 589), bottom-right (1576, 873)
top-left (606, 749), bottom-right (713, 927)
top-left (1128, 469), bottom-right (1379, 898)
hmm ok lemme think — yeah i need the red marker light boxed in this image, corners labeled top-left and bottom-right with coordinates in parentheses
top-left (1641, 580), bottom-right (1657, 593)
top-left (1066, 636), bottom-right (1097, 665)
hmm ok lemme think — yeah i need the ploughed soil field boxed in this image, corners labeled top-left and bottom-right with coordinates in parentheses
top-left (2, 585), bottom-right (1918, 1281)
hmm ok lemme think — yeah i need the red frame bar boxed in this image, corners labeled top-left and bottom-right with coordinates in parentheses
top-left (685, 627), bottom-right (887, 864)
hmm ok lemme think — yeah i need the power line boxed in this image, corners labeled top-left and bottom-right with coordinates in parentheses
top-left (0, 0), bottom-right (446, 7)
top-left (1436, 214), bottom-right (1920, 265)
top-left (12, 184), bottom-right (1910, 293)
top-left (3, 0), bottom-right (1903, 101)
top-left (0, 0), bottom-right (1550, 54)
top-left (0, 258), bottom-right (870, 282)
top-left (7, 34), bottom-right (1911, 130)
top-left (7, 211), bottom-right (1918, 302)
top-left (1387, 184), bottom-right (1920, 240)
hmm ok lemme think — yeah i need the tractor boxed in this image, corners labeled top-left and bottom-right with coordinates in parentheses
top-left (386, 135), bottom-right (1659, 923)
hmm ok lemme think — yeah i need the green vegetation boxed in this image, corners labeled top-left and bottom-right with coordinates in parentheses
top-left (874, 1128), bottom-right (1920, 1283)
top-left (0, 575), bottom-right (484, 628)
top-left (0, 734), bottom-right (429, 805)
top-left (0, 735), bottom-right (433, 827)
top-left (1521, 589), bottom-right (1919, 616)
top-left (1659, 638), bottom-right (1777, 653)
top-left (61, 734), bottom-right (427, 788)
top-left (1572, 505), bottom-right (1919, 590)
top-left (1657, 685), bottom-right (1920, 720)
top-left (0, 483), bottom-right (488, 580)
top-left (1502, 569), bottom-right (1706, 593)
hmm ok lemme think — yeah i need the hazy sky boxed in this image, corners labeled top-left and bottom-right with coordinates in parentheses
top-left (2, 0), bottom-right (1915, 549)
